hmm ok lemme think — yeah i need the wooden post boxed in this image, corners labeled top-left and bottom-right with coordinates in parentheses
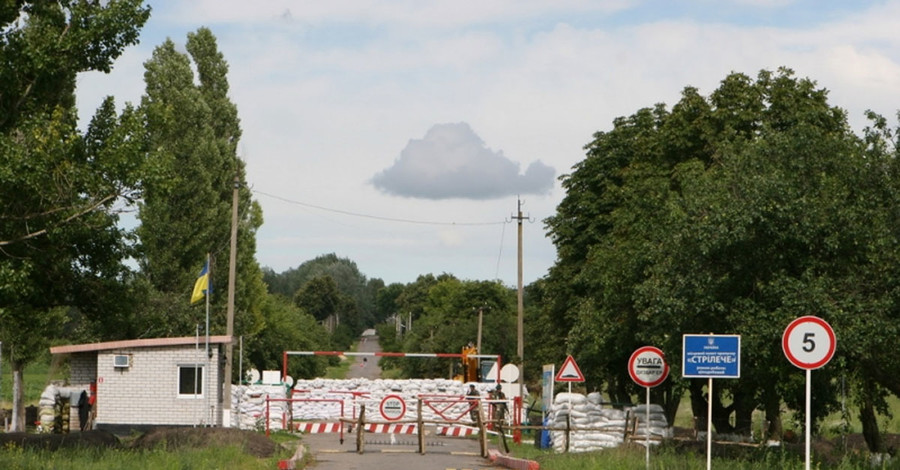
top-left (417, 399), bottom-right (425, 454)
top-left (565, 414), bottom-right (570, 453)
top-left (356, 405), bottom-right (365, 454)
top-left (478, 399), bottom-right (488, 458)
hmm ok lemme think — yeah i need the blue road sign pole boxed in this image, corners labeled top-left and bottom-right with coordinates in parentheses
top-left (706, 377), bottom-right (713, 470)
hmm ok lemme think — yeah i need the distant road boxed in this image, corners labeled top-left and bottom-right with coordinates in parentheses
top-left (345, 330), bottom-right (382, 380)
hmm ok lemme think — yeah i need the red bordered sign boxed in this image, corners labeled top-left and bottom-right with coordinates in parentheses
top-left (555, 355), bottom-right (585, 382)
top-left (379, 394), bottom-right (407, 421)
top-left (783, 316), bottom-right (836, 370)
top-left (628, 346), bottom-right (669, 388)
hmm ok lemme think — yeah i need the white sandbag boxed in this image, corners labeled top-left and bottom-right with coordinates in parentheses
top-left (586, 392), bottom-right (604, 405)
top-left (554, 392), bottom-right (586, 405)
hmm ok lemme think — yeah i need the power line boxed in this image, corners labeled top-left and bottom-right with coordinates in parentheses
top-left (252, 189), bottom-right (508, 227)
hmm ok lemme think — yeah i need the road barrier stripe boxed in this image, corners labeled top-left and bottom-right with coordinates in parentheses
top-left (364, 423), bottom-right (419, 434)
top-left (295, 422), bottom-right (342, 433)
top-left (437, 425), bottom-right (479, 437)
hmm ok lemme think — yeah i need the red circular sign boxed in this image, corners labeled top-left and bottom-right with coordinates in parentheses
top-left (628, 346), bottom-right (669, 388)
top-left (379, 394), bottom-right (406, 421)
top-left (783, 316), bottom-right (835, 370)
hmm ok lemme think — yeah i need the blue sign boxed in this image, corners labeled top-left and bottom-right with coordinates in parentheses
top-left (682, 335), bottom-right (741, 378)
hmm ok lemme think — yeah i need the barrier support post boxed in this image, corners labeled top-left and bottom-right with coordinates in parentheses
top-left (265, 395), bottom-right (271, 438)
top-left (513, 396), bottom-right (522, 444)
top-left (478, 399), bottom-right (488, 458)
top-left (417, 399), bottom-right (425, 454)
top-left (356, 405), bottom-right (365, 454)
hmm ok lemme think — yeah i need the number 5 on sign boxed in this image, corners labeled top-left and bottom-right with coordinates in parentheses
top-left (783, 316), bottom-right (836, 370)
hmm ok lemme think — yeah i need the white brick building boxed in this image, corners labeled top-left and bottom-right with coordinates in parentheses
top-left (50, 336), bottom-right (233, 433)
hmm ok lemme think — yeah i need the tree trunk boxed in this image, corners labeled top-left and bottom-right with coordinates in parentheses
top-left (710, 386), bottom-right (735, 434)
top-left (732, 386), bottom-right (754, 436)
top-left (763, 388), bottom-right (783, 441)
top-left (656, 383), bottom-right (681, 426)
top-left (860, 392), bottom-right (884, 453)
top-left (609, 376), bottom-right (630, 405)
top-left (688, 379), bottom-right (707, 432)
top-left (11, 361), bottom-right (25, 432)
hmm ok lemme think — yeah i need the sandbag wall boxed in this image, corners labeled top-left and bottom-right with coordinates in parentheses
top-left (548, 392), bottom-right (671, 453)
top-left (230, 379), bottom-right (508, 430)
top-left (38, 384), bottom-right (89, 433)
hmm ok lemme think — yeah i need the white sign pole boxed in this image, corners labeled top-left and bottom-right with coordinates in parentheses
top-left (645, 386), bottom-right (651, 470)
top-left (805, 369), bottom-right (811, 470)
top-left (706, 377), bottom-right (713, 470)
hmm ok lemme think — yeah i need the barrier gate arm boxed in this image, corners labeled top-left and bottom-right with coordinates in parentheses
top-left (282, 350), bottom-right (502, 381)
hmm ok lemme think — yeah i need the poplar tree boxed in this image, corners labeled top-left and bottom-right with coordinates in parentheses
top-left (136, 28), bottom-right (265, 343)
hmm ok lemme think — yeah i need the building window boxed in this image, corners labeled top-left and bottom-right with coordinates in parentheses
top-left (178, 365), bottom-right (204, 397)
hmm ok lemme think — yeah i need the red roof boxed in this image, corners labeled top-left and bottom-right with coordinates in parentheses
top-left (50, 336), bottom-right (234, 355)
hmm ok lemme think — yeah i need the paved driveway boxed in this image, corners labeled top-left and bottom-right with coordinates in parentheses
top-left (302, 431), bottom-right (502, 470)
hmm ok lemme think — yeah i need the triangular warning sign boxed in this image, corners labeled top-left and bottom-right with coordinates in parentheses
top-left (555, 355), bottom-right (585, 382)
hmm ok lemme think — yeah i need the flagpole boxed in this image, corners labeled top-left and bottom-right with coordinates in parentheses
top-left (205, 253), bottom-right (211, 426)
top-left (205, 253), bottom-right (210, 356)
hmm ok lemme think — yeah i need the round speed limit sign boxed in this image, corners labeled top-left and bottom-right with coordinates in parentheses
top-left (783, 316), bottom-right (836, 370)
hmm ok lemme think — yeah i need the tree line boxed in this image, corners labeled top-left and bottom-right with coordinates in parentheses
top-left (531, 68), bottom-right (900, 453)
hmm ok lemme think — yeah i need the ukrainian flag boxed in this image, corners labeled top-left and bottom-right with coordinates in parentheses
top-left (191, 258), bottom-right (211, 304)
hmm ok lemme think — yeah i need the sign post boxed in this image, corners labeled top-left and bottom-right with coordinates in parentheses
top-left (628, 346), bottom-right (669, 470)
top-left (683, 334), bottom-right (741, 470)
top-left (783, 316), bottom-right (836, 470)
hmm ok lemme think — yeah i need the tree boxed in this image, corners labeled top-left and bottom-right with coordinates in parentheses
top-left (0, 0), bottom-right (150, 431)
top-left (136, 28), bottom-right (266, 349)
top-left (265, 253), bottom-right (380, 330)
top-left (247, 294), bottom-right (329, 380)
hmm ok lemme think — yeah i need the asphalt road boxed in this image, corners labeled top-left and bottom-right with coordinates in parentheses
top-left (302, 431), bottom-right (501, 470)
top-left (301, 333), bottom-right (503, 470)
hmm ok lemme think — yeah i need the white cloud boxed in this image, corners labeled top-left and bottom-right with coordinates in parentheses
top-left (371, 123), bottom-right (555, 199)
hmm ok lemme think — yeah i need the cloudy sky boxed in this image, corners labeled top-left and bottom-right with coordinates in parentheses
top-left (76, 0), bottom-right (900, 287)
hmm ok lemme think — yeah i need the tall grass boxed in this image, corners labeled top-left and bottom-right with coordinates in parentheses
top-left (0, 444), bottom-right (287, 470)
top-left (508, 441), bottom-right (900, 470)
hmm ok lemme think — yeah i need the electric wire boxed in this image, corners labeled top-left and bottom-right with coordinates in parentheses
top-left (252, 189), bottom-right (508, 227)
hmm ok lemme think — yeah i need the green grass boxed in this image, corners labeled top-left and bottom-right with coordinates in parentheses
top-left (505, 439), bottom-right (894, 470)
top-left (0, 443), bottom-right (290, 470)
top-left (323, 359), bottom-right (351, 379)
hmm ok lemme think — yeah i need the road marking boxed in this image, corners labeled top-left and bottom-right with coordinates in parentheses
top-left (450, 451), bottom-right (480, 456)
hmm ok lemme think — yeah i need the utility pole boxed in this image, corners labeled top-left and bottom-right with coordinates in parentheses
top-left (475, 306), bottom-right (485, 354)
top-left (224, 175), bottom-right (239, 427)
top-left (512, 198), bottom-right (527, 403)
